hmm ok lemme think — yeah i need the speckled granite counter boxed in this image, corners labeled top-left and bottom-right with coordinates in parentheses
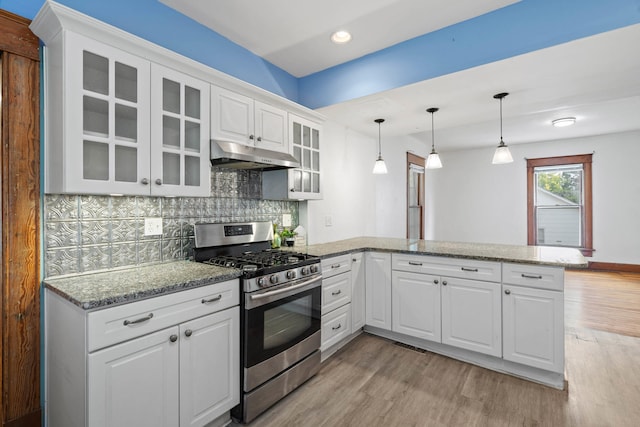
top-left (291, 237), bottom-right (588, 268)
top-left (44, 261), bottom-right (241, 310)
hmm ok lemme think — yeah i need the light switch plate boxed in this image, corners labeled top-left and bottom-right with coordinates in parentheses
top-left (325, 215), bottom-right (333, 227)
top-left (144, 217), bottom-right (163, 236)
top-left (282, 214), bottom-right (292, 227)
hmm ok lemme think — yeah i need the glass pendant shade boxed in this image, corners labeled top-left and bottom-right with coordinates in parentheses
top-left (492, 141), bottom-right (514, 164)
top-left (492, 93), bottom-right (514, 165)
top-left (372, 118), bottom-right (388, 174)
top-left (426, 150), bottom-right (442, 169)
top-left (372, 157), bottom-right (388, 174)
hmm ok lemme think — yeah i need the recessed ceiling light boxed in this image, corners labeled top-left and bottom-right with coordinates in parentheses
top-left (331, 30), bottom-right (352, 44)
top-left (552, 117), bottom-right (576, 127)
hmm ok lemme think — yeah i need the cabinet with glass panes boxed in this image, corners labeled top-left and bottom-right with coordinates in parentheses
top-left (262, 114), bottom-right (322, 200)
top-left (42, 31), bottom-right (210, 196)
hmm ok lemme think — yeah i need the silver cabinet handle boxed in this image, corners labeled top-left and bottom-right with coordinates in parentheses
top-left (505, 289), bottom-right (511, 295)
top-left (140, 178), bottom-right (149, 185)
top-left (332, 324), bottom-right (342, 331)
top-left (155, 179), bottom-right (162, 185)
top-left (123, 313), bottom-right (153, 326)
top-left (331, 264), bottom-right (341, 269)
top-left (331, 290), bottom-right (342, 296)
top-left (433, 279), bottom-right (439, 284)
top-left (184, 329), bottom-right (193, 337)
top-left (169, 334), bottom-right (178, 343)
top-left (521, 273), bottom-right (543, 279)
top-left (202, 294), bottom-right (222, 304)
top-left (461, 267), bottom-right (478, 272)
top-left (257, 136), bottom-right (262, 141)
top-left (352, 258), bottom-right (357, 262)
top-left (408, 261), bottom-right (423, 266)
top-left (249, 134), bottom-right (255, 140)
top-left (442, 280), bottom-right (448, 286)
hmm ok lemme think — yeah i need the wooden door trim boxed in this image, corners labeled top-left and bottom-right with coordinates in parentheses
top-left (0, 8), bottom-right (41, 427)
top-left (406, 153), bottom-right (425, 239)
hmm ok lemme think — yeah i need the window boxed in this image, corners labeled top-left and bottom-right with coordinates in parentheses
top-left (527, 154), bottom-right (593, 256)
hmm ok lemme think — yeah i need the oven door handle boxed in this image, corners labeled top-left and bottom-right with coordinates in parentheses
top-left (250, 276), bottom-right (322, 301)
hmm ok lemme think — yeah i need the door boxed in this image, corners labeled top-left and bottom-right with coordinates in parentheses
top-left (502, 285), bottom-right (564, 373)
top-left (254, 100), bottom-right (288, 153)
top-left (441, 277), bottom-right (502, 356)
top-left (391, 270), bottom-right (441, 341)
top-left (151, 64), bottom-right (210, 196)
top-left (210, 85), bottom-right (254, 145)
top-left (87, 327), bottom-right (180, 427)
top-left (407, 153), bottom-right (425, 239)
top-left (180, 307), bottom-right (240, 427)
top-left (365, 252), bottom-right (392, 330)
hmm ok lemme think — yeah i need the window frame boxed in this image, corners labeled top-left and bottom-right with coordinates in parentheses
top-left (527, 154), bottom-right (593, 256)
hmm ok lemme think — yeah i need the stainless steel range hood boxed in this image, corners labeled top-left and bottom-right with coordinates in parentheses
top-left (210, 139), bottom-right (300, 170)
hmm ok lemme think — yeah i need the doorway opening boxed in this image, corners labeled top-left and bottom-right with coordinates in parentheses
top-left (407, 152), bottom-right (425, 239)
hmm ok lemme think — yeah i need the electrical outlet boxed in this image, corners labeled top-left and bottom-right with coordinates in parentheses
top-left (144, 217), bottom-right (163, 236)
top-left (325, 215), bottom-right (333, 227)
top-left (282, 214), bottom-right (292, 227)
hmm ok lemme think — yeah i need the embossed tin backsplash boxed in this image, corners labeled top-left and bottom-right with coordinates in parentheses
top-left (44, 170), bottom-right (298, 277)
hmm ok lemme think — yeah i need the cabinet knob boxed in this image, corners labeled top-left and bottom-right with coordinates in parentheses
top-left (141, 178), bottom-right (149, 185)
top-left (184, 329), bottom-right (193, 337)
top-left (257, 136), bottom-right (262, 142)
top-left (155, 179), bottom-right (162, 185)
top-left (290, 188), bottom-right (295, 192)
top-left (504, 289), bottom-right (511, 295)
top-left (169, 334), bottom-right (178, 343)
top-left (433, 279), bottom-right (439, 284)
top-left (249, 134), bottom-right (255, 140)
top-left (442, 280), bottom-right (447, 286)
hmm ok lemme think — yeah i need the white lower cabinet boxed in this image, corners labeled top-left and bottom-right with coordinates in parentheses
top-left (441, 277), bottom-right (502, 357)
top-left (350, 252), bottom-right (366, 333)
top-left (391, 271), bottom-right (441, 341)
top-left (46, 280), bottom-right (240, 427)
top-left (320, 254), bottom-right (353, 354)
top-left (502, 284), bottom-right (564, 373)
top-left (365, 252), bottom-right (392, 330)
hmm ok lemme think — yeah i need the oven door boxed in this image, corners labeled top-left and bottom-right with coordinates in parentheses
top-left (243, 274), bottom-right (321, 386)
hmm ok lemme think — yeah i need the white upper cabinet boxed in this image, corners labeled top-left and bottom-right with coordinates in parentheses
top-left (151, 64), bottom-right (210, 197)
top-left (210, 85), bottom-right (289, 153)
top-left (49, 32), bottom-right (152, 195)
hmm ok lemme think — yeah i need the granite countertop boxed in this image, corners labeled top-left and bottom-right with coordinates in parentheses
top-left (291, 237), bottom-right (588, 268)
top-left (44, 261), bottom-right (241, 310)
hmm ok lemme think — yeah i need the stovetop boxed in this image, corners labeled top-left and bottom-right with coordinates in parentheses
top-left (202, 249), bottom-right (319, 279)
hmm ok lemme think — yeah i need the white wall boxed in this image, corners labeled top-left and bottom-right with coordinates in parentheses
top-left (427, 130), bottom-right (640, 264)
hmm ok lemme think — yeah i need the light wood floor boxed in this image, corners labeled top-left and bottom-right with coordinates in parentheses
top-left (244, 270), bottom-right (640, 427)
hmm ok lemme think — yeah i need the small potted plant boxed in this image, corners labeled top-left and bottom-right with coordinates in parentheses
top-left (280, 228), bottom-right (297, 246)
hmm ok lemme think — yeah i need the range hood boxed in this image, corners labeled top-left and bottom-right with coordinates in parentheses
top-left (210, 139), bottom-right (300, 170)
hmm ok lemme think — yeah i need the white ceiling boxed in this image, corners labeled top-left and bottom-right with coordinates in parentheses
top-left (159, 0), bottom-right (518, 77)
top-left (161, 0), bottom-right (640, 152)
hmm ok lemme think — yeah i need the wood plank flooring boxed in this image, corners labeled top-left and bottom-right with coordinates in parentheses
top-left (242, 270), bottom-right (640, 427)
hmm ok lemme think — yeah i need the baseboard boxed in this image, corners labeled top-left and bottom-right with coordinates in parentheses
top-left (584, 262), bottom-right (640, 273)
top-left (3, 409), bottom-right (41, 427)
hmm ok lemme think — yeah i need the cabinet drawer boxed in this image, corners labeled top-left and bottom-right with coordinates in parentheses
top-left (87, 279), bottom-right (239, 352)
top-left (502, 263), bottom-right (564, 291)
top-left (321, 254), bottom-right (351, 278)
top-left (392, 254), bottom-right (501, 282)
top-left (322, 272), bottom-right (351, 313)
top-left (321, 303), bottom-right (351, 351)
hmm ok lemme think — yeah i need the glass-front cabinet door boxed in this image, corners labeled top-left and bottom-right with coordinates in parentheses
top-left (289, 115), bottom-right (322, 200)
top-left (61, 32), bottom-right (151, 195)
top-left (150, 64), bottom-right (210, 197)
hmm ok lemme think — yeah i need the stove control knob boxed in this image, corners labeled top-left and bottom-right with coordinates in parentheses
top-left (286, 270), bottom-right (297, 280)
top-left (270, 275), bottom-right (279, 284)
top-left (310, 264), bottom-right (319, 274)
top-left (257, 277), bottom-right (267, 287)
top-left (301, 267), bottom-right (309, 276)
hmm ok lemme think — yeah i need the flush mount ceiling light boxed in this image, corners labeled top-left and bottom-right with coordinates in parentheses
top-left (552, 117), bottom-right (576, 127)
top-left (492, 92), bottom-right (514, 165)
top-left (372, 118), bottom-right (388, 174)
top-left (425, 107), bottom-right (443, 169)
top-left (331, 30), bottom-right (352, 44)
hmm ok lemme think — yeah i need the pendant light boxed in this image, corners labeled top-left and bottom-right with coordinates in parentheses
top-left (492, 92), bottom-right (514, 164)
top-left (425, 107), bottom-right (442, 169)
top-left (372, 118), bottom-right (388, 174)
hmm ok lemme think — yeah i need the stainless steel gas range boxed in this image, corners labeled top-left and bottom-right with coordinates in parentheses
top-left (193, 221), bottom-right (322, 424)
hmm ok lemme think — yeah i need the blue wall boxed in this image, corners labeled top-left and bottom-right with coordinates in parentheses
top-left (2, 0), bottom-right (640, 109)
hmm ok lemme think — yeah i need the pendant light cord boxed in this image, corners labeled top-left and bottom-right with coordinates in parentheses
top-left (378, 121), bottom-right (382, 156)
top-left (499, 96), bottom-right (504, 143)
top-left (431, 112), bottom-right (435, 151)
